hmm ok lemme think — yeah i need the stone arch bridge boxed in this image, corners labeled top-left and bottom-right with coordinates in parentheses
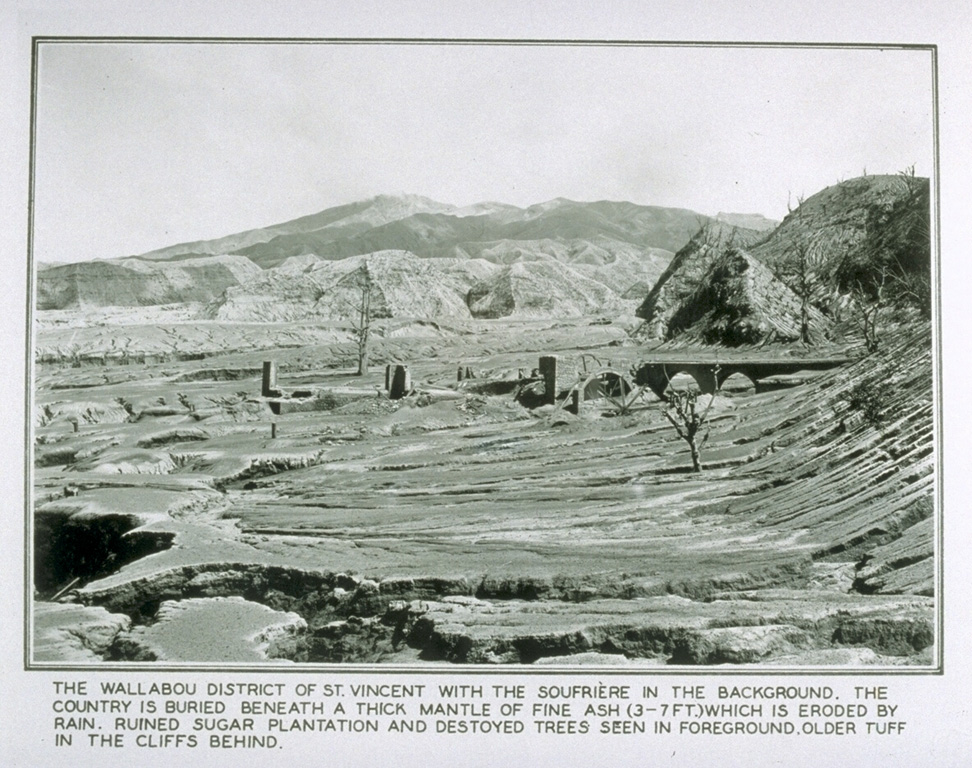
top-left (633, 356), bottom-right (856, 400)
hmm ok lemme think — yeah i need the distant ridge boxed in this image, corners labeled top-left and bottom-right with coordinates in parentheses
top-left (36, 192), bottom-right (784, 320)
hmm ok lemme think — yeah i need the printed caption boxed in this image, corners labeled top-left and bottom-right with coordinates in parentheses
top-left (50, 679), bottom-right (907, 750)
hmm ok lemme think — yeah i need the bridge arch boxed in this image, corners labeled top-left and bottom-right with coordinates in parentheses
top-left (717, 369), bottom-right (757, 393)
top-left (635, 356), bottom-right (854, 401)
top-left (580, 369), bottom-right (632, 400)
top-left (665, 369), bottom-right (706, 394)
top-left (635, 363), bottom-right (720, 400)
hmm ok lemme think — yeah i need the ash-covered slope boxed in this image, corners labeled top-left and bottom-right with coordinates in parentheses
top-left (37, 255), bottom-right (261, 310)
top-left (449, 236), bottom-right (672, 297)
top-left (666, 249), bottom-right (832, 345)
top-left (750, 174), bottom-right (930, 289)
top-left (466, 258), bottom-right (622, 319)
top-left (735, 326), bottom-right (935, 596)
top-left (637, 174), bottom-right (931, 344)
top-left (205, 248), bottom-right (649, 323)
top-left (205, 251), bottom-right (475, 323)
top-left (635, 221), bottom-right (767, 332)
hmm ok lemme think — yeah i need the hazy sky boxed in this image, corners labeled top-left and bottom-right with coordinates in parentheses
top-left (32, 42), bottom-right (934, 263)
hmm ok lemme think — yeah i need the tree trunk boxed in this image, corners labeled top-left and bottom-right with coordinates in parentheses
top-left (357, 344), bottom-right (368, 376)
top-left (689, 438), bottom-right (702, 472)
top-left (356, 269), bottom-right (372, 376)
top-left (801, 297), bottom-right (811, 346)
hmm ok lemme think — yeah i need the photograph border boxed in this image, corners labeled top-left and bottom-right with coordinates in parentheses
top-left (23, 35), bottom-right (944, 677)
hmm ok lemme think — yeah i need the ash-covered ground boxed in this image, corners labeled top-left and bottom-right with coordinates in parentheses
top-left (32, 315), bottom-right (934, 667)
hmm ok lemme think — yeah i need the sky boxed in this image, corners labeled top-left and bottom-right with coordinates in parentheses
top-left (32, 42), bottom-right (935, 263)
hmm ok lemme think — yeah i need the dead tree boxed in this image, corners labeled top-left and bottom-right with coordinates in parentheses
top-left (775, 238), bottom-right (818, 346)
top-left (662, 374), bottom-right (717, 473)
top-left (896, 164), bottom-right (922, 199)
top-left (885, 264), bottom-right (931, 319)
top-left (346, 264), bottom-right (375, 376)
top-left (852, 268), bottom-right (887, 354)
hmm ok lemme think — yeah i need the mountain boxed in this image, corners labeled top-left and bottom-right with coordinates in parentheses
top-left (134, 194), bottom-right (457, 264)
top-left (230, 197), bottom-right (708, 269)
top-left (715, 212), bottom-right (778, 232)
top-left (37, 193), bottom-right (792, 321)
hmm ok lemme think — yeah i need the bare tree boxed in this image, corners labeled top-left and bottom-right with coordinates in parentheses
top-left (896, 164), bottom-right (921, 199)
top-left (662, 374), bottom-right (717, 472)
top-left (346, 264), bottom-right (375, 376)
top-left (852, 268), bottom-right (887, 354)
top-left (885, 263), bottom-right (931, 318)
top-left (775, 238), bottom-right (819, 346)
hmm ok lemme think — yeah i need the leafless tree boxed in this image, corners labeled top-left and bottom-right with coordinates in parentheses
top-left (662, 374), bottom-right (717, 473)
top-left (885, 264), bottom-right (931, 318)
top-left (852, 268), bottom-right (887, 354)
top-left (775, 238), bottom-right (819, 346)
top-left (345, 264), bottom-right (375, 376)
top-left (896, 164), bottom-right (922, 199)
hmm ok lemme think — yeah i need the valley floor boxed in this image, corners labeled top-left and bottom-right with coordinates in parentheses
top-left (30, 316), bottom-right (936, 667)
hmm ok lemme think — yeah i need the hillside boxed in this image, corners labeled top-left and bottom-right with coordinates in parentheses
top-left (637, 174), bottom-right (931, 345)
top-left (36, 255), bottom-right (261, 311)
top-left (666, 249), bottom-right (832, 345)
top-left (635, 221), bottom-right (767, 334)
top-left (231, 197), bottom-right (707, 268)
top-left (750, 174), bottom-right (930, 294)
top-left (134, 194), bottom-right (457, 263)
top-left (205, 251), bottom-right (474, 323)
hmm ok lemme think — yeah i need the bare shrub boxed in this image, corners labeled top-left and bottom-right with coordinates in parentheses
top-left (663, 385), bottom-right (716, 473)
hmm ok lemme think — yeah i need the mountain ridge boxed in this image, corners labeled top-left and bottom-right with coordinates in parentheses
top-left (37, 192), bottom-right (792, 321)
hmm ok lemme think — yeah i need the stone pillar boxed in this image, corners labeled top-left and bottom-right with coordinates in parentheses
top-left (262, 361), bottom-right (277, 397)
top-left (390, 365), bottom-right (411, 400)
top-left (271, 422), bottom-right (277, 439)
top-left (539, 355), bottom-right (558, 405)
top-left (457, 365), bottom-right (464, 382)
top-left (570, 389), bottom-right (582, 415)
top-left (385, 364), bottom-right (392, 391)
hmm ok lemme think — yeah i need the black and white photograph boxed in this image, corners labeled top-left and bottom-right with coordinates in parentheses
top-left (2, 2), bottom-right (971, 766)
top-left (26, 38), bottom-right (939, 669)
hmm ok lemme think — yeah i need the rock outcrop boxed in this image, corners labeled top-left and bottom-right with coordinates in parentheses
top-left (665, 249), bottom-right (832, 345)
top-left (637, 174), bottom-right (931, 343)
top-left (635, 221), bottom-right (766, 334)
